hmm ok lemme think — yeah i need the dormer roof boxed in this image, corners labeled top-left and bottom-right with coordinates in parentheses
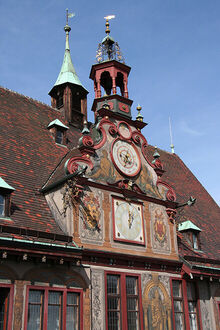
top-left (47, 119), bottom-right (69, 130)
top-left (0, 177), bottom-right (15, 191)
top-left (178, 220), bottom-right (202, 232)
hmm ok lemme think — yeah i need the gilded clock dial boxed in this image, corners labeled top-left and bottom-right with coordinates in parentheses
top-left (113, 199), bottom-right (144, 244)
top-left (112, 140), bottom-right (141, 176)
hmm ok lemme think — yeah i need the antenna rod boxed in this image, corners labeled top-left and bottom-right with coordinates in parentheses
top-left (169, 117), bottom-right (175, 154)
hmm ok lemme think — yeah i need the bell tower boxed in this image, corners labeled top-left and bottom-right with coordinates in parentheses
top-left (49, 10), bottom-right (88, 129)
top-left (90, 16), bottom-right (133, 119)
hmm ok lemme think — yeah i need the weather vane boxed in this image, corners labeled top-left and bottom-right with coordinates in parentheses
top-left (66, 8), bottom-right (75, 25)
top-left (104, 15), bottom-right (115, 34)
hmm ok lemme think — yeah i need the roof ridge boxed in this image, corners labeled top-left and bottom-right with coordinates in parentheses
top-left (0, 85), bottom-right (59, 112)
top-left (173, 153), bottom-right (220, 208)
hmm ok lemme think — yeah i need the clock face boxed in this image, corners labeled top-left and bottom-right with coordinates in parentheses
top-left (118, 122), bottom-right (131, 139)
top-left (111, 140), bottom-right (141, 177)
top-left (113, 198), bottom-right (145, 245)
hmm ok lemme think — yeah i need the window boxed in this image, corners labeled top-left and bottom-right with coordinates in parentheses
top-left (0, 284), bottom-right (13, 330)
top-left (0, 193), bottom-right (11, 218)
top-left (0, 194), bottom-right (5, 216)
top-left (106, 272), bottom-right (143, 330)
top-left (56, 92), bottom-right (63, 109)
top-left (25, 286), bottom-right (82, 330)
top-left (55, 129), bottom-right (64, 145)
top-left (172, 281), bottom-right (185, 330)
top-left (187, 282), bottom-right (199, 330)
top-left (171, 280), bottom-right (201, 330)
top-left (192, 233), bottom-right (198, 250)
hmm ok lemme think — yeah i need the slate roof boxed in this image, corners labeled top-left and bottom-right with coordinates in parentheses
top-left (0, 87), bottom-right (81, 236)
top-left (0, 86), bottom-right (219, 266)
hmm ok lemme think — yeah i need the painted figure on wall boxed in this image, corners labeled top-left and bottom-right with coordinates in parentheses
top-left (143, 274), bottom-right (172, 330)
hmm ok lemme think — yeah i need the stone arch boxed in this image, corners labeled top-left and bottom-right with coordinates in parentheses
top-left (100, 71), bottom-right (112, 95)
top-left (0, 264), bottom-right (18, 281)
top-left (22, 265), bottom-right (89, 289)
top-left (142, 274), bottom-right (172, 330)
top-left (116, 71), bottom-right (124, 96)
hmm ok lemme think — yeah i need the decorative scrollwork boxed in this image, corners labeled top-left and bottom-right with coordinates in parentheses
top-left (157, 180), bottom-right (176, 202)
top-left (82, 135), bottom-right (94, 147)
top-left (66, 155), bottom-right (94, 174)
top-left (108, 124), bottom-right (117, 136)
top-left (66, 161), bottom-right (78, 174)
top-left (166, 188), bottom-right (176, 202)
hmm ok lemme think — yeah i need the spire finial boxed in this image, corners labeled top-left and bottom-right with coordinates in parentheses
top-left (169, 117), bottom-right (175, 154)
top-left (64, 10), bottom-right (75, 51)
top-left (104, 15), bottom-right (115, 35)
top-left (136, 104), bottom-right (144, 122)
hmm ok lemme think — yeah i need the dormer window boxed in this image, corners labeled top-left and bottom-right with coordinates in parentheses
top-left (178, 220), bottom-right (201, 250)
top-left (0, 194), bottom-right (5, 216)
top-left (0, 177), bottom-right (15, 219)
top-left (47, 119), bottom-right (69, 146)
top-left (55, 128), bottom-right (64, 144)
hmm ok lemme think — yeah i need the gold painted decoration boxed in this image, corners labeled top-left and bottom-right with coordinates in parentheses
top-left (143, 274), bottom-right (172, 330)
top-left (81, 193), bottom-right (101, 232)
top-left (154, 209), bottom-right (167, 244)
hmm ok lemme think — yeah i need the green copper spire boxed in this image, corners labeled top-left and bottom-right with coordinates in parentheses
top-left (52, 10), bottom-right (84, 89)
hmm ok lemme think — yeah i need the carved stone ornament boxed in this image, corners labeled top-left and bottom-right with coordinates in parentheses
top-left (166, 208), bottom-right (177, 223)
top-left (62, 179), bottom-right (83, 215)
top-left (91, 270), bottom-right (104, 330)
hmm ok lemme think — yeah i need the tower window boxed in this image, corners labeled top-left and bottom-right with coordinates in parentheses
top-left (57, 91), bottom-right (64, 109)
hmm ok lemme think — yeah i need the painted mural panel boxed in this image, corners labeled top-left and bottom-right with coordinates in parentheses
top-left (142, 273), bottom-right (172, 329)
top-left (149, 203), bottom-right (171, 254)
top-left (79, 188), bottom-right (104, 244)
top-left (91, 269), bottom-right (105, 330)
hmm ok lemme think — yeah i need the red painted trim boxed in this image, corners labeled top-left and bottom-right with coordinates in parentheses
top-left (170, 277), bottom-right (203, 330)
top-left (112, 196), bottom-right (145, 246)
top-left (104, 270), bottom-right (144, 330)
top-left (24, 285), bottom-right (83, 330)
top-left (182, 279), bottom-right (191, 329)
top-left (195, 281), bottom-right (203, 330)
top-left (77, 176), bottom-right (178, 209)
top-left (0, 283), bottom-right (14, 330)
top-left (170, 277), bottom-right (176, 330)
top-left (218, 302), bottom-right (220, 320)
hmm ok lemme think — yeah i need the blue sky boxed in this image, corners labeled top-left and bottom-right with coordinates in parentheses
top-left (0, 0), bottom-right (219, 204)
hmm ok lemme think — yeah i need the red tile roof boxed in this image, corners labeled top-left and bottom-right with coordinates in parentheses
top-left (0, 87), bottom-right (81, 235)
top-left (146, 145), bottom-right (220, 262)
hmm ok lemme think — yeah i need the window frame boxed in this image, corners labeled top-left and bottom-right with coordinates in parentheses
top-left (170, 278), bottom-right (202, 330)
top-left (0, 283), bottom-right (14, 330)
top-left (105, 271), bottom-right (144, 330)
top-left (0, 192), bottom-right (11, 218)
top-left (24, 285), bottom-right (83, 330)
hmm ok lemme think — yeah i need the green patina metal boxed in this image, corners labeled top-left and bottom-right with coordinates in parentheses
top-left (47, 119), bottom-right (69, 130)
top-left (178, 220), bottom-right (201, 232)
top-left (49, 23), bottom-right (87, 92)
top-left (0, 177), bottom-right (15, 191)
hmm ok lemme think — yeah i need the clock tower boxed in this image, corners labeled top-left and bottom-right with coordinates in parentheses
top-left (89, 17), bottom-right (133, 119)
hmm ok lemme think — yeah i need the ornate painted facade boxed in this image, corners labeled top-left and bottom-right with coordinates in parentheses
top-left (0, 14), bottom-right (219, 330)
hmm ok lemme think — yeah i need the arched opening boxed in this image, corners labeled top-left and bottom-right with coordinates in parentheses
top-left (116, 72), bottom-right (124, 96)
top-left (100, 71), bottom-right (112, 96)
